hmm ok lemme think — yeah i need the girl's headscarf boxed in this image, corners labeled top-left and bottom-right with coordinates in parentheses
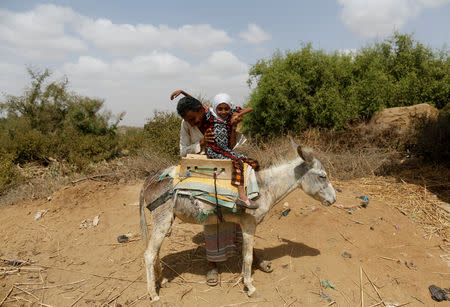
top-left (211, 93), bottom-right (232, 119)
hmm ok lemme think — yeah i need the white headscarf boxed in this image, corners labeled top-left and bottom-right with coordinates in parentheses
top-left (211, 93), bottom-right (232, 119)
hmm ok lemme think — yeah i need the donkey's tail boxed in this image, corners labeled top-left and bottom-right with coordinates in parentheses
top-left (139, 186), bottom-right (149, 246)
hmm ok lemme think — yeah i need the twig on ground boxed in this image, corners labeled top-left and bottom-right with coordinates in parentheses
top-left (339, 231), bottom-right (356, 245)
top-left (160, 259), bottom-right (186, 281)
top-left (179, 287), bottom-right (193, 301)
top-left (14, 285), bottom-right (40, 301)
top-left (410, 295), bottom-right (425, 304)
top-left (0, 287), bottom-right (13, 306)
top-left (29, 279), bottom-right (87, 291)
top-left (379, 256), bottom-right (400, 262)
top-left (395, 302), bottom-right (411, 307)
top-left (362, 267), bottom-right (386, 306)
top-left (226, 276), bottom-right (242, 294)
top-left (128, 294), bottom-right (147, 306)
top-left (360, 266), bottom-right (364, 307)
top-left (275, 286), bottom-right (288, 304)
top-left (102, 274), bottom-right (141, 306)
top-left (286, 298), bottom-right (297, 307)
top-left (70, 280), bottom-right (104, 307)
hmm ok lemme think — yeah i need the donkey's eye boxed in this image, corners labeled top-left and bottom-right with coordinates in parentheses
top-left (319, 172), bottom-right (327, 179)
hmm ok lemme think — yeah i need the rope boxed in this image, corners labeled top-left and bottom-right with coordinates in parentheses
top-left (213, 170), bottom-right (224, 253)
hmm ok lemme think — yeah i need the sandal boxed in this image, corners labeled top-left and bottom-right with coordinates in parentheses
top-left (206, 267), bottom-right (219, 286)
top-left (235, 198), bottom-right (259, 209)
top-left (254, 258), bottom-right (273, 273)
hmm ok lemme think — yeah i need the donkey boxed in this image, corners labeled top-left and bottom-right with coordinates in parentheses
top-left (139, 143), bottom-right (336, 302)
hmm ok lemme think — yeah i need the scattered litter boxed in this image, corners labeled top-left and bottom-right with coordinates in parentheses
top-left (47, 196), bottom-right (52, 201)
top-left (370, 226), bottom-right (374, 230)
top-left (321, 280), bottom-right (336, 290)
top-left (280, 208), bottom-right (291, 218)
top-left (357, 196), bottom-right (370, 207)
top-left (429, 285), bottom-right (450, 301)
top-left (92, 215), bottom-right (100, 226)
top-left (320, 293), bottom-right (333, 302)
top-left (34, 209), bottom-right (48, 220)
top-left (341, 251), bottom-right (352, 259)
top-left (336, 188), bottom-right (342, 193)
top-left (440, 254), bottom-right (450, 266)
top-left (117, 233), bottom-right (137, 243)
top-left (283, 201), bottom-right (289, 209)
top-left (117, 235), bottom-right (129, 243)
top-left (405, 260), bottom-right (418, 270)
top-left (79, 219), bottom-right (88, 229)
top-left (5, 259), bottom-right (24, 266)
top-left (311, 207), bottom-right (319, 212)
top-left (394, 225), bottom-right (400, 231)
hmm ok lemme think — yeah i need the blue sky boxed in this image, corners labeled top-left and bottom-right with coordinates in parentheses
top-left (1, 0), bottom-right (449, 126)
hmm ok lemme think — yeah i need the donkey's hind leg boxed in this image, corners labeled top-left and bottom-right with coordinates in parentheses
top-left (240, 217), bottom-right (257, 297)
top-left (144, 204), bottom-right (174, 302)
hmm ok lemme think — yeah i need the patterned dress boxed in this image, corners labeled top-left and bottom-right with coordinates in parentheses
top-left (205, 108), bottom-right (259, 186)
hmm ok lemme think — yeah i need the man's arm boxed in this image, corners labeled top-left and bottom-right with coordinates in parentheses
top-left (179, 120), bottom-right (202, 157)
top-left (170, 90), bottom-right (192, 100)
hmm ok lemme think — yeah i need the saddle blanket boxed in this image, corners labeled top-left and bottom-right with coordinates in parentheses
top-left (172, 164), bottom-right (259, 210)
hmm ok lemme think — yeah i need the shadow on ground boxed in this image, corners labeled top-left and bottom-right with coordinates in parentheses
top-left (160, 234), bottom-right (320, 280)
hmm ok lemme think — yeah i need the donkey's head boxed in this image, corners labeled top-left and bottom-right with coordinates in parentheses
top-left (291, 139), bottom-right (336, 206)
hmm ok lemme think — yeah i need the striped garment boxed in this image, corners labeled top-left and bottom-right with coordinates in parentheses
top-left (204, 222), bottom-right (242, 262)
top-left (204, 108), bottom-right (260, 186)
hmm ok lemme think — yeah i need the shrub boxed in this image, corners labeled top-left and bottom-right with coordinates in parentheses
top-left (243, 33), bottom-right (449, 139)
top-left (143, 111), bottom-right (182, 162)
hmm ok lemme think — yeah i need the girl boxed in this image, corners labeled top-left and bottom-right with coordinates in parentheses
top-left (205, 93), bottom-right (260, 209)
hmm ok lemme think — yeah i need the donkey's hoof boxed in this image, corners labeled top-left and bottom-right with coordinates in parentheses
top-left (246, 287), bottom-right (257, 297)
top-left (160, 277), bottom-right (169, 287)
top-left (149, 295), bottom-right (160, 303)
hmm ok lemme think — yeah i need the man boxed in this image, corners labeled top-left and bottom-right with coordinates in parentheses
top-left (171, 90), bottom-right (273, 286)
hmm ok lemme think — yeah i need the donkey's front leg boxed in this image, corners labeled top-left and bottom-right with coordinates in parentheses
top-left (240, 218), bottom-right (257, 297)
top-left (144, 205), bottom-right (173, 302)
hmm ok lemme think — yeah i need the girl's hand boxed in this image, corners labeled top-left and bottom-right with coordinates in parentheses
top-left (231, 113), bottom-right (243, 125)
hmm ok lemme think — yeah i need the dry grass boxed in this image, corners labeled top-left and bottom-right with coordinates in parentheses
top-left (1, 125), bottom-right (448, 242)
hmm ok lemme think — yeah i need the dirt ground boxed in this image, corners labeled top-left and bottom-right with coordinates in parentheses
top-left (1, 177), bottom-right (449, 307)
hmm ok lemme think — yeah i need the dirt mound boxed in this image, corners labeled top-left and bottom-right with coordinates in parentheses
top-left (367, 103), bottom-right (439, 135)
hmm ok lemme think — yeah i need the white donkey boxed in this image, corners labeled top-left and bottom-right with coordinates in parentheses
top-left (139, 143), bottom-right (336, 302)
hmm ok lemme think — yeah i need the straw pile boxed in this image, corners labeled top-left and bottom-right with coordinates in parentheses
top-left (343, 175), bottom-right (449, 241)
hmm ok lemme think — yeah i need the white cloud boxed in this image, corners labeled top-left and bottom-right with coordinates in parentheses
top-left (76, 20), bottom-right (233, 55)
top-left (0, 5), bottom-right (87, 59)
top-left (338, 0), bottom-right (450, 37)
top-left (57, 51), bottom-right (249, 126)
top-left (0, 4), bottom-right (233, 59)
top-left (239, 24), bottom-right (271, 44)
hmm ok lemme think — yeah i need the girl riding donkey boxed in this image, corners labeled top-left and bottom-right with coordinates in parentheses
top-left (173, 90), bottom-right (260, 209)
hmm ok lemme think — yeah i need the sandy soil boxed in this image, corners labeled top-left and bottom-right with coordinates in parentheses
top-left (1, 178), bottom-right (449, 307)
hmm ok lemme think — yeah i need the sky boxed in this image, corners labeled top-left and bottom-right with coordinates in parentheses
top-left (1, 0), bottom-right (449, 126)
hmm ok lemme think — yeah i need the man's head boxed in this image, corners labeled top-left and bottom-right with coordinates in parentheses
top-left (177, 96), bottom-right (205, 127)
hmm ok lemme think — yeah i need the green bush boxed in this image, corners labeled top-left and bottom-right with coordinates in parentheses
top-left (143, 111), bottom-right (182, 162)
top-left (0, 68), bottom-right (122, 171)
top-left (243, 33), bottom-right (449, 138)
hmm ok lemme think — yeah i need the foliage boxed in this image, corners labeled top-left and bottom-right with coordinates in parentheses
top-left (0, 68), bottom-right (122, 192)
top-left (143, 111), bottom-right (182, 162)
top-left (244, 33), bottom-right (450, 138)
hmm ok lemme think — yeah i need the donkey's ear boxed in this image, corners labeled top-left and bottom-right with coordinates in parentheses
top-left (289, 136), bottom-right (298, 151)
top-left (297, 146), bottom-right (314, 166)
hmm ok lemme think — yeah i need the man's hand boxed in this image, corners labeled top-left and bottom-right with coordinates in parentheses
top-left (201, 128), bottom-right (215, 147)
top-left (170, 90), bottom-right (183, 100)
top-left (170, 89), bottom-right (192, 100)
